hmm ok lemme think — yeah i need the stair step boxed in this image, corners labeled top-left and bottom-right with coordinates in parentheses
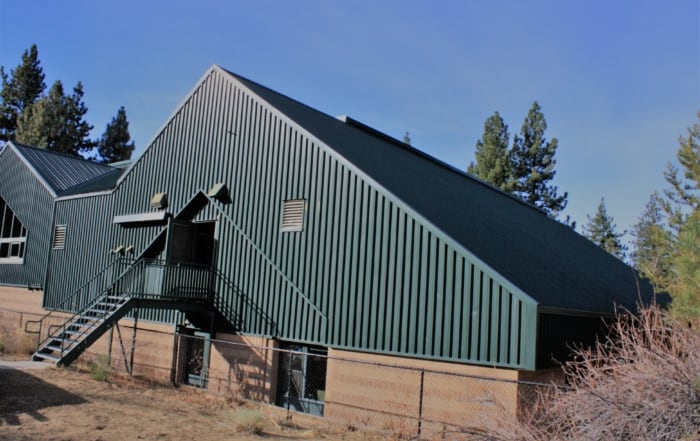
top-left (74, 316), bottom-right (101, 324)
top-left (33, 352), bottom-right (60, 363)
top-left (80, 309), bottom-right (111, 320)
top-left (48, 335), bottom-right (78, 344)
top-left (45, 343), bottom-right (72, 353)
top-left (32, 291), bottom-right (133, 367)
top-left (93, 303), bottom-right (119, 311)
top-left (66, 324), bottom-right (99, 335)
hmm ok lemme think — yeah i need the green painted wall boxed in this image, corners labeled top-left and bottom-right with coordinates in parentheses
top-left (0, 147), bottom-right (54, 288)
top-left (45, 68), bottom-right (538, 369)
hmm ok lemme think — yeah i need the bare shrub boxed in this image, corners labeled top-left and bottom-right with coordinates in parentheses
top-left (498, 306), bottom-right (700, 440)
top-left (232, 407), bottom-right (266, 434)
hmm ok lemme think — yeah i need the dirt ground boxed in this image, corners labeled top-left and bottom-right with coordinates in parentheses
top-left (0, 359), bottom-right (390, 441)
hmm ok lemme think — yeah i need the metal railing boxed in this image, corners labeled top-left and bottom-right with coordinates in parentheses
top-left (25, 258), bottom-right (215, 353)
top-left (24, 258), bottom-right (133, 351)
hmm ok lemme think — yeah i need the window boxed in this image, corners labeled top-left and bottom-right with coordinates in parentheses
top-left (53, 225), bottom-right (67, 250)
top-left (0, 197), bottom-right (27, 263)
top-left (281, 199), bottom-right (305, 232)
top-left (276, 344), bottom-right (327, 416)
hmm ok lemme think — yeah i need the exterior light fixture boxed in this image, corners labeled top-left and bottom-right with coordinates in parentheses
top-left (151, 192), bottom-right (168, 209)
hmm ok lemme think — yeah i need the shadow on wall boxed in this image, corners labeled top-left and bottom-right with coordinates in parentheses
top-left (0, 368), bottom-right (86, 425)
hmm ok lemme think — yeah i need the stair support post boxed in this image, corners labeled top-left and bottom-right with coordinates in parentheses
top-left (129, 304), bottom-right (140, 376)
top-left (115, 322), bottom-right (131, 375)
top-left (106, 325), bottom-right (114, 367)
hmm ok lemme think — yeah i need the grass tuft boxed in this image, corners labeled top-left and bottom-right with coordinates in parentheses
top-left (232, 407), bottom-right (266, 435)
top-left (87, 355), bottom-right (112, 382)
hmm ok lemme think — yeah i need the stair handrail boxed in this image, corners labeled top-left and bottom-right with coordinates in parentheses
top-left (24, 257), bottom-right (139, 350)
top-left (39, 259), bottom-right (150, 358)
top-left (200, 191), bottom-right (328, 321)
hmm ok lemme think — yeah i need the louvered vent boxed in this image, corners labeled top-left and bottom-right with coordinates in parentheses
top-left (281, 199), bottom-right (305, 232)
top-left (53, 225), bottom-right (67, 249)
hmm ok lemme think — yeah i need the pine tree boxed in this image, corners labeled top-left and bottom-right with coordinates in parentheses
top-left (508, 101), bottom-right (568, 218)
top-left (631, 192), bottom-right (673, 289)
top-left (15, 80), bottom-right (95, 156)
top-left (98, 106), bottom-right (135, 163)
top-left (668, 209), bottom-right (700, 324)
top-left (0, 44), bottom-right (46, 141)
top-left (467, 111), bottom-right (510, 189)
top-left (583, 198), bottom-right (627, 260)
top-left (63, 81), bottom-right (95, 155)
top-left (663, 111), bottom-right (700, 325)
top-left (663, 110), bottom-right (700, 230)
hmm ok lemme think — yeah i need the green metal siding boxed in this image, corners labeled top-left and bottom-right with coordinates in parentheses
top-left (45, 193), bottom-right (113, 308)
top-left (45, 68), bottom-right (538, 369)
top-left (0, 148), bottom-right (54, 287)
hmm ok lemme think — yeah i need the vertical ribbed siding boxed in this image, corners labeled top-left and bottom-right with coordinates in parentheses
top-left (44, 68), bottom-right (537, 369)
top-left (45, 194), bottom-right (113, 308)
top-left (0, 149), bottom-right (54, 287)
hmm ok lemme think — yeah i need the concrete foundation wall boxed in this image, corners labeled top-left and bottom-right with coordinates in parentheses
top-left (0, 287), bottom-right (557, 437)
top-left (0, 286), bottom-right (45, 317)
top-left (207, 333), bottom-right (278, 402)
top-left (325, 348), bottom-right (524, 435)
top-left (0, 286), bottom-right (46, 354)
top-left (83, 320), bottom-right (176, 383)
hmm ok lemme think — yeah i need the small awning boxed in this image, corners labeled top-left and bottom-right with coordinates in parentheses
top-left (113, 211), bottom-right (169, 225)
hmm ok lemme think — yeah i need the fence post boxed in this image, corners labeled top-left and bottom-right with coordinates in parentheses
top-left (106, 325), bottom-right (114, 366)
top-left (170, 329), bottom-right (180, 385)
top-left (417, 368), bottom-right (425, 438)
top-left (286, 352), bottom-right (293, 420)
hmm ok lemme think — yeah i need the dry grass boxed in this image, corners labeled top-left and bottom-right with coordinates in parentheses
top-left (231, 407), bottom-right (266, 434)
top-left (0, 325), bottom-right (36, 355)
top-left (484, 306), bottom-right (700, 441)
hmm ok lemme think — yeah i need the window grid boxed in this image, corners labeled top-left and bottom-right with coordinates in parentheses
top-left (0, 197), bottom-right (27, 263)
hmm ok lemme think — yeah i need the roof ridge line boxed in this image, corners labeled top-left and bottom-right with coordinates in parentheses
top-left (11, 141), bottom-right (113, 169)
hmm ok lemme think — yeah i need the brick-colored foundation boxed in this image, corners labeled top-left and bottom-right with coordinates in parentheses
top-left (84, 320), bottom-right (176, 383)
top-left (325, 348), bottom-right (547, 435)
top-left (0, 286), bottom-right (47, 354)
top-left (207, 333), bottom-right (278, 402)
top-left (0, 286), bottom-right (561, 436)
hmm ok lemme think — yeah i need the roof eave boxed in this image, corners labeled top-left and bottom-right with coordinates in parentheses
top-left (6, 141), bottom-right (58, 197)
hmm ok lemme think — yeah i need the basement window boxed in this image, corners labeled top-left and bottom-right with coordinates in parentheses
top-left (53, 225), bottom-right (67, 250)
top-left (281, 199), bottom-right (305, 232)
top-left (0, 196), bottom-right (27, 264)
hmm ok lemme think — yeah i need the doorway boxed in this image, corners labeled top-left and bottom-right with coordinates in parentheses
top-left (180, 329), bottom-right (211, 388)
top-left (167, 220), bottom-right (216, 267)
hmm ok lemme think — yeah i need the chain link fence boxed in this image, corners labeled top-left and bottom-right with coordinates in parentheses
top-left (171, 332), bottom-right (556, 439)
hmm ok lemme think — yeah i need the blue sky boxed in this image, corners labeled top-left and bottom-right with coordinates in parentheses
top-left (1, 0), bottom-right (698, 244)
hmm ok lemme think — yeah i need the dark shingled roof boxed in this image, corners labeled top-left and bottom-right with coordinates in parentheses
top-left (223, 68), bottom-right (654, 315)
top-left (11, 142), bottom-right (116, 196)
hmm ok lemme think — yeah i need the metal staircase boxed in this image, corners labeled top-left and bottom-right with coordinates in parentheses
top-left (31, 293), bottom-right (135, 365)
top-left (25, 258), bottom-right (214, 366)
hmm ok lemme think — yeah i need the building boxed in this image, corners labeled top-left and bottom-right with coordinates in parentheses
top-left (0, 142), bottom-right (119, 288)
top-left (0, 65), bottom-right (654, 430)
